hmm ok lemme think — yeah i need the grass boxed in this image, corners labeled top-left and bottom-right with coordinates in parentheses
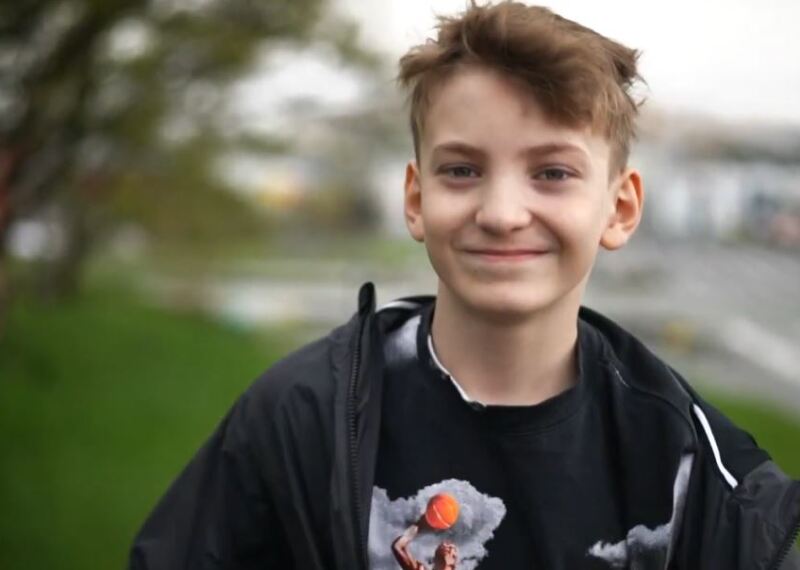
top-left (1, 287), bottom-right (798, 568)
top-left (0, 288), bottom-right (301, 570)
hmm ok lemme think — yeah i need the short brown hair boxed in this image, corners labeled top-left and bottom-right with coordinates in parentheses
top-left (397, 1), bottom-right (644, 174)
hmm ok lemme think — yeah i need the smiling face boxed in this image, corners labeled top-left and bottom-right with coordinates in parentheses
top-left (404, 66), bottom-right (641, 322)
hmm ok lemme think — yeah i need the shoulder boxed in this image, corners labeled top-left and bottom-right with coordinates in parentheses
top-left (249, 334), bottom-right (336, 406)
top-left (675, 374), bottom-right (771, 484)
top-left (226, 282), bottom-right (383, 447)
top-left (227, 315), bottom-right (359, 444)
top-left (580, 307), bottom-right (800, 568)
top-left (258, 317), bottom-right (356, 398)
top-left (579, 305), bottom-right (770, 479)
top-left (579, 305), bottom-right (695, 422)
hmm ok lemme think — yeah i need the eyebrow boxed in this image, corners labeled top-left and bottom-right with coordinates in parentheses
top-left (431, 141), bottom-right (590, 160)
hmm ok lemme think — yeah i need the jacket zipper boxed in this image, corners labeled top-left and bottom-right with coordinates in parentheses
top-left (347, 320), bottom-right (366, 570)
top-left (769, 508), bottom-right (800, 570)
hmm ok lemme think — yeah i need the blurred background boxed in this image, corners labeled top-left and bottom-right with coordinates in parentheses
top-left (1, 0), bottom-right (798, 567)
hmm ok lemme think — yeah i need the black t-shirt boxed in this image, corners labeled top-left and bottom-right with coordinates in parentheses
top-left (368, 303), bottom-right (681, 570)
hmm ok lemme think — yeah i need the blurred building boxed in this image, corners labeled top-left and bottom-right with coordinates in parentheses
top-left (635, 112), bottom-right (800, 247)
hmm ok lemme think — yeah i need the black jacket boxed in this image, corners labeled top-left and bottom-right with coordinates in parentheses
top-left (130, 282), bottom-right (800, 569)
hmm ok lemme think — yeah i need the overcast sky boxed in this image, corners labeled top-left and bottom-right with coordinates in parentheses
top-left (333, 0), bottom-right (800, 127)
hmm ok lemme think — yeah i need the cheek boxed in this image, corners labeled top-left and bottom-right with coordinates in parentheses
top-left (422, 191), bottom-right (469, 239)
top-left (552, 194), bottom-right (608, 245)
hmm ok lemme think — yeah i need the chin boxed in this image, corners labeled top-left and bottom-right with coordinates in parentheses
top-left (451, 280), bottom-right (561, 324)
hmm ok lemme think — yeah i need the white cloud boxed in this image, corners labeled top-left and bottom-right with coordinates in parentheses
top-left (368, 479), bottom-right (507, 570)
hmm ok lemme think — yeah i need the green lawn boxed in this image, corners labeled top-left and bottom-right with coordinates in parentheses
top-left (0, 290), bottom-right (300, 570)
top-left (1, 289), bottom-right (798, 569)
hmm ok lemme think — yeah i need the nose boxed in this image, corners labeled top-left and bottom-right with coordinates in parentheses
top-left (473, 175), bottom-right (532, 234)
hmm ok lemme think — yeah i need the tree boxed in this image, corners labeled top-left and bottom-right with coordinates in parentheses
top-left (0, 0), bottom-right (374, 334)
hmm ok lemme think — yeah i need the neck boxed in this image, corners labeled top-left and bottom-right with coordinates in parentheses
top-left (430, 282), bottom-right (583, 406)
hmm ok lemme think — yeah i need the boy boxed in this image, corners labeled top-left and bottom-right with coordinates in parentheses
top-left (129, 2), bottom-right (800, 568)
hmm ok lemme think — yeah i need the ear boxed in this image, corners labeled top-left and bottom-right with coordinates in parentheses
top-left (404, 160), bottom-right (425, 242)
top-left (600, 168), bottom-right (644, 250)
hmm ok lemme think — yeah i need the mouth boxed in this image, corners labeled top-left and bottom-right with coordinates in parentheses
top-left (464, 248), bottom-right (550, 262)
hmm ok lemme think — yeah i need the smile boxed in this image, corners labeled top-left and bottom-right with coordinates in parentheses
top-left (464, 249), bottom-right (549, 262)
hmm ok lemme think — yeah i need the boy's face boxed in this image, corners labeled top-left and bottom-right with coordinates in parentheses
top-left (404, 66), bottom-right (642, 320)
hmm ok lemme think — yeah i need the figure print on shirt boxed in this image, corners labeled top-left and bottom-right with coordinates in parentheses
top-left (586, 453), bottom-right (694, 568)
top-left (368, 479), bottom-right (506, 570)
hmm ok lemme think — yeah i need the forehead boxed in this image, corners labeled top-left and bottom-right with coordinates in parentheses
top-left (420, 66), bottom-right (610, 163)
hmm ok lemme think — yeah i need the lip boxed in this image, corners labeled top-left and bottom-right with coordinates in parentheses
top-left (464, 249), bottom-right (550, 261)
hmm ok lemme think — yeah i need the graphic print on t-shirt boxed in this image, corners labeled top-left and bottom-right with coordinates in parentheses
top-left (368, 479), bottom-right (506, 570)
top-left (585, 453), bottom-right (694, 568)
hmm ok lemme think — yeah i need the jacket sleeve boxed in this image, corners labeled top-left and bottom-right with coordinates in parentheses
top-left (128, 392), bottom-right (289, 569)
top-left (672, 388), bottom-right (800, 570)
